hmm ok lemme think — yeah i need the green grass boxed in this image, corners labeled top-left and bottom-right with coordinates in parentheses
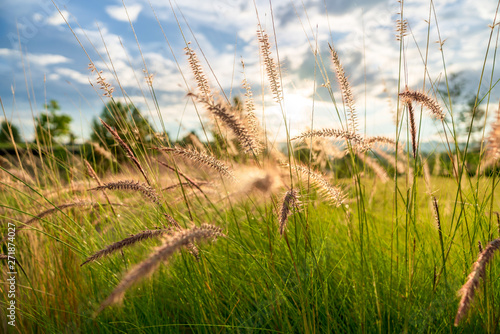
top-left (1, 1), bottom-right (499, 332)
top-left (3, 173), bottom-right (500, 333)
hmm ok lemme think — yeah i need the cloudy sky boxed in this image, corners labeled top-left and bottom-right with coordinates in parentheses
top-left (0, 0), bottom-right (498, 144)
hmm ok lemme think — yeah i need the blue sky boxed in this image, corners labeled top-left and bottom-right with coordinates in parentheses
top-left (0, 0), bottom-right (498, 143)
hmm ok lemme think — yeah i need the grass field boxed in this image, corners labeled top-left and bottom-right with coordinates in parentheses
top-left (1, 0), bottom-right (500, 333)
top-left (2, 168), bottom-right (500, 333)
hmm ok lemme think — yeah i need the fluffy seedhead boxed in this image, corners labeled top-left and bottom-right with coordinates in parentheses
top-left (257, 26), bottom-right (283, 103)
top-left (81, 229), bottom-right (171, 266)
top-left (162, 214), bottom-right (200, 260)
top-left (96, 224), bottom-right (225, 314)
top-left (292, 128), bottom-right (367, 152)
top-left (89, 62), bottom-right (115, 97)
top-left (278, 189), bottom-right (299, 236)
top-left (396, 19), bottom-right (409, 41)
top-left (455, 238), bottom-right (500, 326)
top-left (287, 163), bottom-right (345, 207)
top-left (407, 101), bottom-right (417, 159)
top-left (329, 44), bottom-right (358, 133)
top-left (432, 197), bottom-right (442, 234)
top-left (90, 180), bottom-right (160, 204)
top-left (486, 100), bottom-right (500, 160)
top-left (363, 136), bottom-right (401, 153)
top-left (156, 146), bottom-right (235, 181)
top-left (185, 43), bottom-right (212, 100)
top-left (400, 89), bottom-right (445, 121)
top-left (241, 68), bottom-right (263, 149)
top-left (189, 93), bottom-right (260, 155)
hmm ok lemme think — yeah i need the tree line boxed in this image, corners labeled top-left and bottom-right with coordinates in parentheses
top-left (0, 100), bottom-right (155, 147)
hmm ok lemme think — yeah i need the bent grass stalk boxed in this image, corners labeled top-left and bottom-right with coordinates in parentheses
top-left (96, 224), bottom-right (225, 314)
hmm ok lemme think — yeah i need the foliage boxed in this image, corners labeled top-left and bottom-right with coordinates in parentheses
top-left (439, 73), bottom-right (486, 147)
top-left (35, 100), bottom-right (73, 144)
top-left (90, 101), bottom-right (155, 159)
top-left (0, 120), bottom-right (21, 143)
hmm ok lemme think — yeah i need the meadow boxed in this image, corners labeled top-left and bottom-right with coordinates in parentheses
top-left (1, 0), bottom-right (500, 333)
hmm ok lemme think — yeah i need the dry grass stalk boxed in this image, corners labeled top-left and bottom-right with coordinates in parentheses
top-left (356, 152), bottom-right (390, 183)
top-left (100, 119), bottom-right (151, 185)
top-left (81, 229), bottom-right (172, 266)
top-left (0, 156), bottom-right (13, 168)
top-left (455, 238), bottom-right (500, 326)
top-left (90, 180), bottom-right (160, 204)
top-left (155, 159), bottom-right (205, 193)
top-left (257, 26), bottom-right (282, 102)
top-left (329, 44), bottom-right (358, 133)
top-left (407, 101), bottom-right (417, 159)
top-left (399, 89), bottom-right (445, 121)
top-left (288, 164), bottom-right (345, 207)
top-left (162, 181), bottom-right (209, 192)
top-left (96, 224), bottom-right (225, 313)
top-left (156, 146), bottom-right (235, 181)
top-left (2, 201), bottom-right (125, 242)
top-left (85, 160), bottom-right (117, 216)
top-left (495, 212), bottom-right (500, 237)
top-left (185, 42), bottom-right (212, 100)
top-left (189, 93), bottom-right (260, 155)
top-left (278, 189), bottom-right (299, 236)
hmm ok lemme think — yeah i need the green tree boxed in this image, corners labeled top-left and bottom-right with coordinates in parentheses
top-left (91, 101), bottom-right (154, 156)
top-left (35, 100), bottom-right (73, 144)
top-left (0, 120), bottom-right (21, 143)
top-left (439, 73), bottom-right (486, 147)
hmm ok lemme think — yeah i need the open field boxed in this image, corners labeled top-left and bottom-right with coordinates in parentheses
top-left (2, 156), bottom-right (500, 333)
top-left (1, 0), bottom-right (500, 333)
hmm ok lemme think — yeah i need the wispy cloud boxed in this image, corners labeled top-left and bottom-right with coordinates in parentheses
top-left (105, 4), bottom-right (143, 22)
top-left (0, 48), bottom-right (72, 66)
top-left (46, 9), bottom-right (69, 26)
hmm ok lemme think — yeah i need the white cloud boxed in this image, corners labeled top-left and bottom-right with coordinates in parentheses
top-left (54, 68), bottom-right (89, 85)
top-left (0, 48), bottom-right (71, 66)
top-left (105, 4), bottom-right (143, 22)
top-left (46, 10), bottom-right (69, 26)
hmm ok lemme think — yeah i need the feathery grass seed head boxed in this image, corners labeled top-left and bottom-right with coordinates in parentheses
top-left (455, 238), bottom-right (500, 326)
top-left (96, 224), bottom-right (225, 313)
top-left (278, 189), bottom-right (299, 236)
top-left (400, 90), bottom-right (445, 121)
